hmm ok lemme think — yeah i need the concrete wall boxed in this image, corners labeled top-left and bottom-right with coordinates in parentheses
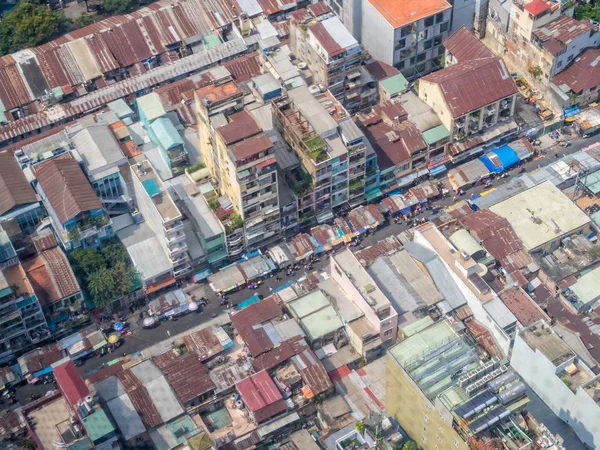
top-left (330, 255), bottom-right (399, 346)
top-left (419, 81), bottom-right (454, 132)
top-left (361, 0), bottom-right (394, 65)
top-left (552, 31), bottom-right (600, 78)
top-left (386, 354), bottom-right (470, 450)
top-left (511, 329), bottom-right (600, 449)
top-left (450, 0), bottom-right (477, 33)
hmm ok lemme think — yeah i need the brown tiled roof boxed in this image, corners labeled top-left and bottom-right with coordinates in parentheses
top-left (364, 60), bottom-right (400, 81)
top-left (35, 157), bottom-right (102, 225)
top-left (0, 151), bottom-right (37, 215)
top-left (32, 231), bottom-right (58, 253)
top-left (499, 287), bottom-right (548, 327)
top-left (229, 133), bottom-right (272, 161)
top-left (422, 49), bottom-right (517, 118)
top-left (22, 247), bottom-right (80, 308)
top-left (153, 351), bottom-right (215, 404)
top-left (444, 25), bottom-right (493, 62)
top-left (552, 48), bottom-right (600, 94)
top-left (218, 109), bottom-right (262, 145)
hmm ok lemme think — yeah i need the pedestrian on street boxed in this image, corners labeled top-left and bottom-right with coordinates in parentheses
top-left (167, 330), bottom-right (171, 338)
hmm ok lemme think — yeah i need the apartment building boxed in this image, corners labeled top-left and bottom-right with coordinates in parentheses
top-left (419, 27), bottom-right (518, 159)
top-left (330, 249), bottom-right (399, 351)
top-left (361, 0), bottom-right (452, 79)
top-left (290, 11), bottom-right (375, 112)
top-left (130, 160), bottom-right (192, 281)
top-left (511, 321), bottom-right (600, 449)
top-left (35, 157), bottom-right (114, 252)
top-left (71, 125), bottom-right (130, 216)
top-left (388, 319), bottom-right (533, 450)
top-left (273, 86), bottom-right (368, 224)
top-left (0, 262), bottom-right (49, 361)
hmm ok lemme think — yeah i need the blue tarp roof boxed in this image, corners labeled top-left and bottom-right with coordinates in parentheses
top-left (238, 295), bottom-right (260, 309)
top-left (479, 145), bottom-right (519, 173)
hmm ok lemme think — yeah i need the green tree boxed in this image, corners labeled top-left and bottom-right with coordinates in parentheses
top-left (355, 421), bottom-right (366, 434)
top-left (103, 0), bottom-right (135, 15)
top-left (2, 2), bottom-right (68, 49)
top-left (574, 3), bottom-right (600, 21)
top-left (87, 266), bottom-right (117, 307)
top-left (76, 12), bottom-right (94, 28)
top-left (402, 441), bottom-right (419, 450)
top-left (101, 242), bottom-right (129, 267)
top-left (528, 65), bottom-right (543, 80)
top-left (70, 248), bottom-right (107, 276)
top-left (111, 261), bottom-right (136, 297)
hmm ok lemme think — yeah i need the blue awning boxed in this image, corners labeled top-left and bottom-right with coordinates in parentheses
top-left (564, 105), bottom-right (581, 119)
top-left (494, 145), bottom-right (520, 169)
top-left (239, 295), bottom-right (261, 309)
top-left (399, 206), bottom-right (412, 215)
top-left (429, 164), bottom-right (447, 176)
top-left (193, 268), bottom-right (212, 282)
top-left (273, 280), bottom-right (294, 293)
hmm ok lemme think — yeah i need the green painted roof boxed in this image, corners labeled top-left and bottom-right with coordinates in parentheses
top-left (584, 171), bottom-right (600, 195)
top-left (137, 92), bottom-right (166, 122)
top-left (82, 409), bottom-right (115, 443)
top-left (380, 73), bottom-right (408, 96)
top-left (203, 33), bottom-right (222, 49)
top-left (151, 117), bottom-right (184, 150)
top-left (166, 415), bottom-right (198, 445)
top-left (422, 124), bottom-right (450, 145)
top-left (569, 266), bottom-right (600, 306)
top-left (389, 320), bottom-right (456, 368)
top-left (67, 438), bottom-right (93, 450)
top-left (188, 433), bottom-right (214, 450)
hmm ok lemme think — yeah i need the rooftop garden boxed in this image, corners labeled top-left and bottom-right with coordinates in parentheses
top-left (304, 136), bottom-right (329, 163)
top-left (286, 168), bottom-right (313, 197)
top-left (225, 213), bottom-right (244, 232)
top-left (186, 162), bottom-right (206, 174)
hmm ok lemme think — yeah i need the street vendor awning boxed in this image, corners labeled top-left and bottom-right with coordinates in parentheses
top-left (448, 159), bottom-right (490, 190)
top-left (365, 188), bottom-right (383, 202)
top-left (317, 210), bottom-right (334, 223)
top-left (268, 244), bottom-right (294, 267)
top-left (397, 172), bottom-right (418, 188)
top-left (239, 255), bottom-right (272, 280)
top-left (429, 164), bottom-right (447, 176)
top-left (208, 265), bottom-right (245, 292)
top-left (509, 139), bottom-right (534, 161)
top-left (239, 295), bottom-right (261, 309)
top-left (479, 145), bottom-right (519, 173)
top-left (193, 268), bottom-right (212, 282)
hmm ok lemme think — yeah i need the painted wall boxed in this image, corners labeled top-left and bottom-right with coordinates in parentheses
top-left (361, 0), bottom-right (395, 66)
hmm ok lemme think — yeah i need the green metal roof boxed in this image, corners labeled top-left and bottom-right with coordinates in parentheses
top-left (380, 73), bottom-right (408, 96)
top-left (365, 188), bottom-right (383, 202)
top-left (422, 124), bottom-right (450, 145)
top-left (203, 33), bottom-right (222, 49)
top-left (151, 117), bottom-right (184, 150)
top-left (166, 415), bottom-right (198, 445)
top-left (583, 171), bottom-right (600, 195)
top-left (82, 409), bottom-right (115, 443)
top-left (137, 92), bottom-right (166, 122)
top-left (569, 266), bottom-right (600, 306)
top-left (389, 320), bottom-right (457, 368)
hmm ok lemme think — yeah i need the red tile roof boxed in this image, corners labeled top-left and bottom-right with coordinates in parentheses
top-left (236, 370), bottom-right (286, 422)
top-left (53, 360), bottom-right (90, 409)
top-left (524, 0), bottom-right (551, 16)
top-left (22, 247), bottom-right (80, 308)
top-left (552, 48), bottom-right (600, 94)
top-left (35, 157), bottom-right (102, 225)
top-left (444, 25), bottom-right (493, 62)
top-left (153, 351), bottom-right (215, 404)
top-left (0, 151), bottom-right (37, 216)
top-left (499, 287), bottom-right (548, 327)
top-left (367, 0), bottom-right (451, 28)
top-left (32, 232), bottom-right (58, 253)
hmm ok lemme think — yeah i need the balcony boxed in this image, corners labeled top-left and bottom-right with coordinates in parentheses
top-left (164, 221), bottom-right (184, 235)
top-left (172, 254), bottom-right (190, 266)
top-left (167, 232), bottom-right (186, 244)
top-left (486, 104), bottom-right (497, 115)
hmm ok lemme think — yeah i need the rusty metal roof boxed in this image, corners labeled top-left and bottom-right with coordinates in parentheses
top-left (153, 351), bottom-right (215, 404)
top-left (308, 22), bottom-right (343, 57)
top-left (444, 25), bottom-right (493, 62)
top-left (422, 55), bottom-right (517, 118)
top-left (459, 210), bottom-right (523, 260)
top-left (223, 51), bottom-right (262, 82)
